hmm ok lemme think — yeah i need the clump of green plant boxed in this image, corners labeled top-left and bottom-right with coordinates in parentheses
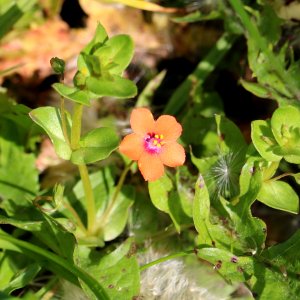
top-left (1, 0), bottom-right (300, 299)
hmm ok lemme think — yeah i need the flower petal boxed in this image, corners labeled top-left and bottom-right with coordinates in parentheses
top-left (130, 108), bottom-right (155, 135)
top-left (160, 142), bottom-right (185, 167)
top-left (138, 152), bottom-right (164, 181)
top-left (119, 133), bottom-right (143, 160)
top-left (154, 115), bottom-right (182, 141)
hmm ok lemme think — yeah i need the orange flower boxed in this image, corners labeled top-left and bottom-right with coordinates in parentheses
top-left (119, 108), bottom-right (185, 181)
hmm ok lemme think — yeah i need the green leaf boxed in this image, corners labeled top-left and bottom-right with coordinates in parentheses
top-left (215, 114), bottom-right (247, 153)
top-left (251, 119), bottom-right (282, 161)
top-left (0, 120), bottom-right (38, 205)
top-left (30, 106), bottom-right (72, 160)
top-left (76, 239), bottom-right (140, 300)
top-left (0, 212), bottom-right (76, 261)
top-left (0, 232), bottom-right (109, 299)
top-left (175, 166), bottom-right (197, 218)
top-left (0, 0), bottom-right (36, 39)
top-left (193, 175), bottom-right (235, 250)
top-left (52, 83), bottom-right (91, 106)
top-left (231, 158), bottom-right (266, 252)
top-left (82, 23), bottom-right (108, 55)
top-left (256, 230), bottom-right (300, 298)
top-left (1, 263), bottom-right (41, 294)
top-left (148, 173), bottom-right (183, 231)
top-left (196, 247), bottom-right (253, 282)
top-left (240, 79), bottom-right (272, 99)
top-left (36, 213), bottom-right (76, 260)
top-left (271, 105), bottom-right (300, 146)
top-left (148, 173), bottom-right (172, 213)
top-left (270, 105), bottom-right (300, 163)
top-left (71, 127), bottom-right (119, 164)
top-left (257, 180), bottom-right (299, 214)
top-left (0, 215), bottom-right (42, 231)
top-left (86, 75), bottom-right (137, 98)
top-left (0, 253), bottom-right (15, 289)
top-left (100, 186), bottom-right (135, 242)
top-left (94, 35), bottom-right (134, 75)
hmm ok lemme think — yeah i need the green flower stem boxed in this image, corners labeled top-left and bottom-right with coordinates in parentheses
top-left (71, 103), bottom-right (83, 150)
top-left (140, 249), bottom-right (194, 271)
top-left (78, 164), bottom-right (96, 234)
top-left (0, 233), bottom-right (110, 299)
top-left (97, 160), bottom-right (134, 229)
top-left (70, 103), bottom-right (96, 234)
top-left (60, 97), bottom-right (70, 147)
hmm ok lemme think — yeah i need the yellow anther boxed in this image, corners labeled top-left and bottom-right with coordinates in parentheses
top-left (160, 134), bottom-right (164, 139)
top-left (153, 140), bottom-right (158, 145)
top-left (155, 134), bottom-right (159, 139)
top-left (157, 143), bottom-right (161, 148)
top-left (160, 141), bottom-right (165, 145)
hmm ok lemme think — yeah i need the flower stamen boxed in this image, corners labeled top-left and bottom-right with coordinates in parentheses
top-left (144, 132), bottom-right (165, 153)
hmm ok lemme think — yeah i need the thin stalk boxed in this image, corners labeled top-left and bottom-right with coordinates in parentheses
top-left (140, 249), bottom-right (194, 271)
top-left (78, 164), bottom-right (96, 234)
top-left (69, 103), bottom-right (96, 234)
top-left (269, 172), bottom-right (293, 182)
top-left (60, 97), bottom-right (70, 147)
top-left (71, 103), bottom-right (83, 150)
top-left (63, 200), bottom-right (87, 234)
top-left (145, 223), bottom-right (194, 243)
top-left (35, 276), bottom-right (58, 299)
top-left (97, 161), bottom-right (134, 228)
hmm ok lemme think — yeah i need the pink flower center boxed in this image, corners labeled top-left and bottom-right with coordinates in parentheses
top-left (144, 132), bottom-right (165, 154)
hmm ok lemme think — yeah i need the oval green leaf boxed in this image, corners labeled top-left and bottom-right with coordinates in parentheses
top-left (271, 105), bottom-right (300, 146)
top-left (71, 127), bottom-right (119, 164)
top-left (29, 106), bottom-right (72, 160)
top-left (82, 23), bottom-right (108, 55)
top-left (101, 186), bottom-right (135, 242)
top-left (86, 76), bottom-right (137, 99)
top-left (257, 180), bottom-right (299, 214)
top-left (94, 34), bottom-right (134, 75)
top-left (251, 119), bottom-right (282, 161)
top-left (52, 83), bottom-right (91, 106)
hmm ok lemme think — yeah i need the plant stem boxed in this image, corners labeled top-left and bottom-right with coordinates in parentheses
top-left (97, 161), bottom-right (134, 228)
top-left (69, 103), bottom-right (96, 234)
top-left (60, 97), bottom-right (70, 147)
top-left (63, 200), bottom-right (87, 234)
top-left (71, 103), bottom-right (83, 150)
top-left (140, 249), bottom-right (194, 271)
top-left (78, 164), bottom-right (96, 234)
top-left (270, 172), bottom-right (293, 182)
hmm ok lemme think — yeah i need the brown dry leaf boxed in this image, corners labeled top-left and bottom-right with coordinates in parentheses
top-left (0, 18), bottom-right (78, 79)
